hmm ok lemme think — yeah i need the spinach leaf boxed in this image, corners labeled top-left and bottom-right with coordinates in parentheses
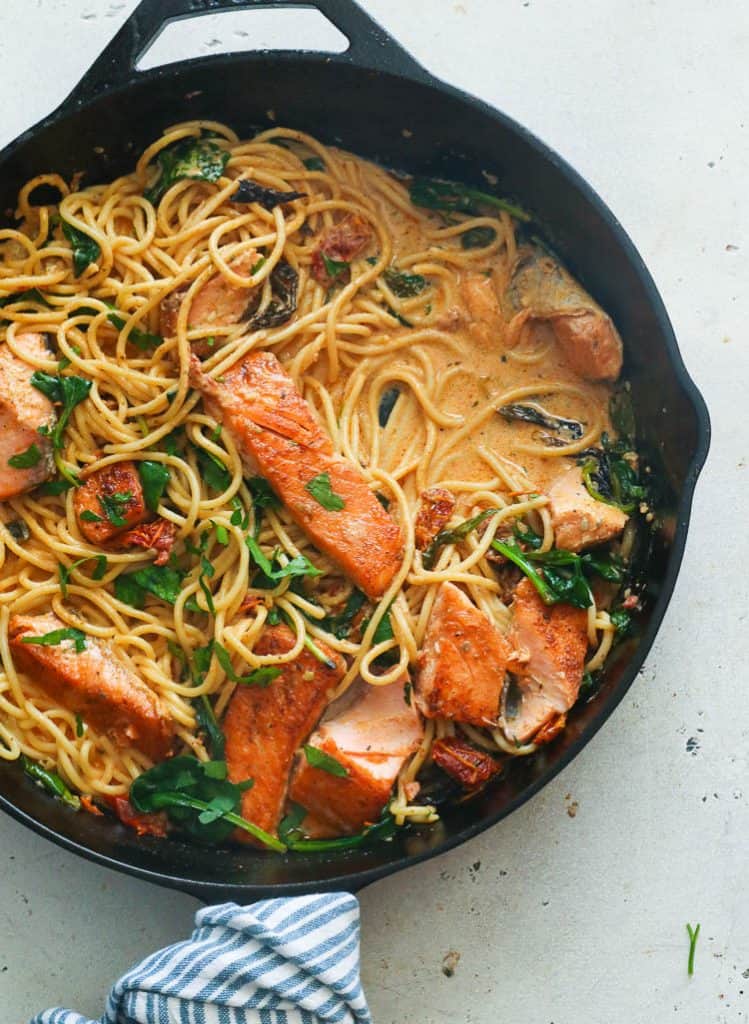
top-left (30, 371), bottom-right (92, 485)
top-left (378, 387), bottom-right (400, 427)
top-left (248, 476), bottom-right (280, 511)
top-left (303, 157), bottom-right (325, 171)
top-left (98, 490), bottom-right (133, 527)
top-left (498, 403), bottom-right (583, 440)
top-left (194, 696), bottom-right (224, 759)
top-left (0, 288), bottom-right (50, 309)
top-left (195, 446), bottom-right (231, 492)
top-left (129, 755), bottom-right (285, 850)
top-left (231, 178), bottom-right (305, 209)
top-left (578, 433), bottom-right (646, 513)
top-left (246, 536), bottom-right (322, 586)
top-left (278, 802), bottom-right (307, 844)
top-left (8, 443), bottom-right (42, 469)
top-left (324, 588), bottom-right (367, 639)
top-left (610, 607), bottom-right (633, 636)
top-left (213, 641), bottom-right (281, 687)
top-left (490, 542), bottom-right (623, 610)
top-left (410, 178), bottom-right (530, 222)
top-left (322, 254), bottom-right (349, 282)
top-left (145, 138), bottom-right (230, 205)
top-left (106, 306), bottom-right (162, 351)
top-left (5, 519), bottom-right (30, 542)
top-left (114, 566), bottom-right (184, 609)
top-left (61, 221), bottom-right (101, 276)
top-left (383, 267), bottom-right (428, 298)
top-left (386, 306), bottom-right (413, 328)
top-left (513, 521), bottom-right (543, 550)
top-left (21, 756), bottom-right (80, 810)
top-left (246, 260), bottom-right (299, 330)
top-left (422, 508), bottom-right (501, 570)
top-left (491, 539), bottom-right (566, 606)
top-left (286, 808), bottom-right (397, 853)
top-left (304, 472), bottom-right (345, 511)
top-left (138, 461), bottom-right (170, 512)
top-left (461, 226), bottom-right (497, 249)
top-left (189, 641), bottom-right (225, 759)
top-left (38, 477), bottom-right (75, 497)
top-left (58, 554), bottom-right (108, 599)
top-left (21, 627), bottom-right (87, 653)
top-left (303, 744), bottom-right (348, 777)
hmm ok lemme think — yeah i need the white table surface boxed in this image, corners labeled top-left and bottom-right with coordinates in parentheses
top-left (0, 2), bottom-right (746, 1021)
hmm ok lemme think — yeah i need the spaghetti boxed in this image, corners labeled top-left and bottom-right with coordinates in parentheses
top-left (0, 121), bottom-right (638, 838)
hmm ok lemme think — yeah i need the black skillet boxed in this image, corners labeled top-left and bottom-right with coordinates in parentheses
top-left (0, 0), bottom-right (710, 902)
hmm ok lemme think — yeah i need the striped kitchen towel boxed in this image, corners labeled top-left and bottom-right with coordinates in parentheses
top-left (30, 894), bottom-right (371, 1024)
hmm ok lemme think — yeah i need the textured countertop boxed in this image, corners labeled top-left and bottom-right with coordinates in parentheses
top-left (0, 2), bottom-right (746, 1022)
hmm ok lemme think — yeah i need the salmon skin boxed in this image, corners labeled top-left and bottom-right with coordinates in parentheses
top-left (0, 333), bottom-right (55, 499)
top-left (9, 611), bottom-right (174, 759)
top-left (193, 349), bottom-right (403, 599)
top-left (288, 680), bottom-right (423, 838)
top-left (223, 624), bottom-right (345, 842)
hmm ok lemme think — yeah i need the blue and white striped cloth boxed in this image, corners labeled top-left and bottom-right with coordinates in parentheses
top-left (31, 894), bottom-right (371, 1024)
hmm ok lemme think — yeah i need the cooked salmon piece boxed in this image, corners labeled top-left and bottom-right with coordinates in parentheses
top-left (431, 735), bottom-right (502, 790)
top-left (415, 581), bottom-right (512, 726)
top-left (503, 578), bottom-right (589, 743)
top-left (461, 273), bottom-right (503, 346)
top-left (8, 611), bottom-right (173, 759)
top-left (553, 312), bottom-right (623, 382)
top-left (119, 518), bottom-right (177, 566)
top-left (549, 463), bottom-right (628, 552)
top-left (288, 679), bottom-right (423, 838)
top-left (193, 350), bottom-right (403, 599)
top-left (504, 246), bottom-right (623, 381)
top-left (73, 461), bottom-right (147, 545)
top-left (159, 250), bottom-right (259, 339)
top-left (223, 624), bottom-right (345, 841)
top-left (414, 486), bottom-right (456, 551)
top-left (0, 333), bottom-right (55, 499)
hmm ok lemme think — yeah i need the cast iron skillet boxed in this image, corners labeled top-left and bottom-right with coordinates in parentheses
top-left (0, 0), bottom-right (709, 901)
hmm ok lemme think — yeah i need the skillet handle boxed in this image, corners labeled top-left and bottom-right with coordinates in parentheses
top-left (64, 0), bottom-right (429, 110)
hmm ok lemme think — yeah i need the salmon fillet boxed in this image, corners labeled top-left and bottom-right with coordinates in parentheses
top-left (288, 680), bottom-right (423, 838)
top-left (73, 461), bottom-right (147, 545)
top-left (504, 247), bottom-right (623, 381)
top-left (160, 250), bottom-right (259, 340)
top-left (8, 612), bottom-right (173, 759)
top-left (461, 273), bottom-right (502, 346)
top-left (223, 624), bottom-right (345, 841)
top-left (0, 333), bottom-right (55, 499)
top-left (554, 312), bottom-right (623, 382)
top-left (549, 463), bottom-right (628, 552)
top-left (193, 350), bottom-right (404, 599)
top-left (415, 581), bottom-right (512, 726)
top-left (504, 578), bottom-right (589, 743)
